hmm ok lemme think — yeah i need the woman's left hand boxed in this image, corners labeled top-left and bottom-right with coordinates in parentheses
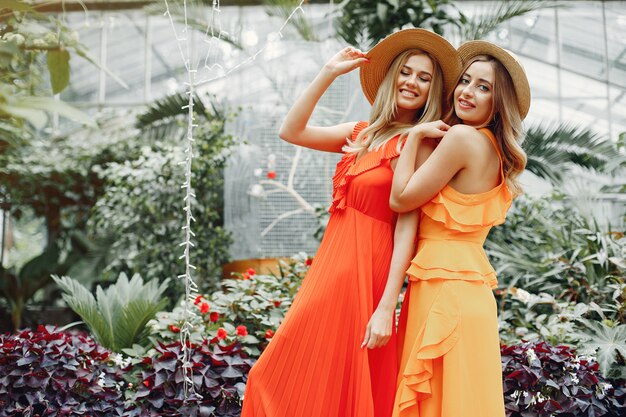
top-left (361, 308), bottom-right (394, 349)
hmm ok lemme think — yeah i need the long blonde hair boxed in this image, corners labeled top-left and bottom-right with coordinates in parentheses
top-left (444, 55), bottom-right (527, 196)
top-left (344, 49), bottom-right (444, 154)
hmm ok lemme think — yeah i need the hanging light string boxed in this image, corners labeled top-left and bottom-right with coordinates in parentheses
top-left (161, 0), bottom-right (307, 402)
top-left (195, 0), bottom-right (306, 87)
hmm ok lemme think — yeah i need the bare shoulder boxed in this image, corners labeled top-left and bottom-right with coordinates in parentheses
top-left (442, 124), bottom-right (483, 145)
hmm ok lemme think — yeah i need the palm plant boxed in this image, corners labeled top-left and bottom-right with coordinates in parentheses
top-left (523, 122), bottom-right (625, 185)
top-left (332, 0), bottom-right (553, 48)
top-left (53, 273), bottom-right (170, 352)
top-left (456, 0), bottom-right (557, 41)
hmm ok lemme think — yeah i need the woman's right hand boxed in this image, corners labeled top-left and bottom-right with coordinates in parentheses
top-left (323, 47), bottom-right (369, 78)
top-left (407, 120), bottom-right (450, 142)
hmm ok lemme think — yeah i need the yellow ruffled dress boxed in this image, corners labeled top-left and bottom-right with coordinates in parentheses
top-left (392, 128), bottom-right (512, 417)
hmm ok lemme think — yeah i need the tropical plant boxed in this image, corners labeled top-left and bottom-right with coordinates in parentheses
top-left (501, 340), bottom-right (625, 417)
top-left (0, 325), bottom-right (126, 417)
top-left (149, 254), bottom-right (311, 357)
top-left (498, 287), bottom-right (626, 379)
top-left (88, 93), bottom-right (234, 288)
top-left (333, 0), bottom-right (461, 48)
top-left (0, 0), bottom-right (102, 137)
top-left (487, 194), bottom-right (625, 312)
top-left (0, 114), bottom-right (140, 329)
top-left (0, 231), bottom-right (94, 330)
top-left (332, 0), bottom-right (551, 48)
top-left (456, 0), bottom-right (556, 41)
top-left (575, 319), bottom-right (626, 380)
top-left (52, 273), bottom-right (170, 352)
top-left (523, 122), bottom-right (625, 185)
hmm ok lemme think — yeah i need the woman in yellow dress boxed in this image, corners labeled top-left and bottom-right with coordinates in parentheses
top-left (388, 40), bottom-right (531, 417)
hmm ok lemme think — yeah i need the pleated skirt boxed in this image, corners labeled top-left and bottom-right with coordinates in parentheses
top-left (241, 207), bottom-right (398, 417)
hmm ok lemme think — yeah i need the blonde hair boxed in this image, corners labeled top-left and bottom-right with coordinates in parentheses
top-left (444, 55), bottom-right (527, 196)
top-left (344, 49), bottom-right (444, 155)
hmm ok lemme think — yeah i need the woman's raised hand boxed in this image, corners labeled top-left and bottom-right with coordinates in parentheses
top-left (407, 120), bottom-right (450, 142)
top-left (324, 47), bottom-right (369, 77)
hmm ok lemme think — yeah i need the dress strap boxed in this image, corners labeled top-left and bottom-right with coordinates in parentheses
top-left (478, 128), bottom-right (504, 177)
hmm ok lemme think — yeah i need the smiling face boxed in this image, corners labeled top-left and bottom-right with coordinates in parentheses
top-left (454, 60), bottom-right (495, 127)
top-left (394, 53), bottom-right (434, 123)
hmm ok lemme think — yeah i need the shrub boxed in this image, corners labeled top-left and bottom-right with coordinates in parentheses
top-left (0, 325), bottom-right (125, 417)
top-left (89, 113), bottom-right (234, 289)
top-left (126, 340), bottom-right (254, 417)
top-left (501, 340), bottom-right (625, 417)
top-left (498, 287), bottom-right (626, 380)
top-left (149, 254), bottom-right (310, 357)
top-left (53, 273), bottom-right (169, 352)
top-left (487, 195), bottom-right (625, 312)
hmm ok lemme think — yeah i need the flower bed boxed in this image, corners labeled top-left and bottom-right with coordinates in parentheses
top-left (502, 341), bottom-right (625, 416)
top-left (0, 325), bottom-right (125, 417)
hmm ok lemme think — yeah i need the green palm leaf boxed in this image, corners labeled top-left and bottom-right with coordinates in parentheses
top-left (524, 122), bottom-right (624, 184)
top-left (135, 92), bottom-right (210, 129)
top-left (459, 0), bottom-right (556, 41)
top-left (52, 275), bottom-right (111, 348)
top-left (53, 273), bottom-right (169, 352)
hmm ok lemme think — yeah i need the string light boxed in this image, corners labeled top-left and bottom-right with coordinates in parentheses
top-left (161, 0), bottom-right (309, 402)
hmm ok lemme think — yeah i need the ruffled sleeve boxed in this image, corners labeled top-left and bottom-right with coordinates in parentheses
top-left (329, 122), bottom-right (401, 213)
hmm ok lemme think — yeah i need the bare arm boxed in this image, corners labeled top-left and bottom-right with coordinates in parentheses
top-left (390, 123), bottom-right (476, 213)
top-left (361, 210), bottom-right (419, 349)
top-left (279, 47), bottom-right (369, 153)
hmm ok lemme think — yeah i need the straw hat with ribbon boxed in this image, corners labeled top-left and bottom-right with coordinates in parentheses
top-left (457, 40), bottom-right (531, 119)
top-left (359, 28), bottom-right (462, 105)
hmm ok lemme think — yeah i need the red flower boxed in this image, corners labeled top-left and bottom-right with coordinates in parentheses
top-left (242, 272), bottom-right (251, 280)
top-left (265, 329), bottom-right (275, 339)
top-left (194, 295), bottom-right (203, 305)
top-left (273, 300), bottom-right (281, 307)
top-left (305, 257), bottom-right (313, 266)
top-left (142, 378), bottom-right (152, 388)
top-left (236, 325), bottom-right (248, 337)
top-left (217, 328), bottom-right (227, 340)
top-left (199, 302), bottom-right (210, 314)
top-left (169, 324), bottom-right (180, 333)
top-left (267, 171), bottom-right (276, 179)
top-left (246, 267), bottom-right (256, 276)
top-left (210, 312), bottom-right (220, 322)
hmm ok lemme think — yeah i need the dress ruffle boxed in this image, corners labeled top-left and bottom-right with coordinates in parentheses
top-left (407, 240), bottom-right (498, 287)
top-left (420, 183), bottom-right (512, 233)
top-left (330, 121), bottom-right (401, 213)
top-left (396, 282), bottom-right (460, 415)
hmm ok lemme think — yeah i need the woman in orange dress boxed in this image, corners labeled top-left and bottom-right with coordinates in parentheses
top-left (240, 29), bottom-right (460, 417)
top-left (387, 41), bottom-right (531, 417)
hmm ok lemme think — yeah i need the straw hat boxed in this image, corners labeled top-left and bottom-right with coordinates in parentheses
top-left (457, 40), bottom-right (531, 119)
top-left (359, 28), bottom-right (462, 105)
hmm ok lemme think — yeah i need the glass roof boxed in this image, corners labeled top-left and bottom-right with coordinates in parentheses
top-left (47, 1), bottom-right (626, 257)
top-left (56, 1), bottom-right (626, 140)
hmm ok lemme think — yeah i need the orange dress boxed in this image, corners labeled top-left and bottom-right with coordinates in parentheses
top-left (241, 122), bottom-right (400, 417)
top-left (392, 128), bottom-right (512, 417)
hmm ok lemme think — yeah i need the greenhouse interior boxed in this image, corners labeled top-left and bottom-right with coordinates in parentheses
top-left (0, 0), bottom-right (625, 416)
